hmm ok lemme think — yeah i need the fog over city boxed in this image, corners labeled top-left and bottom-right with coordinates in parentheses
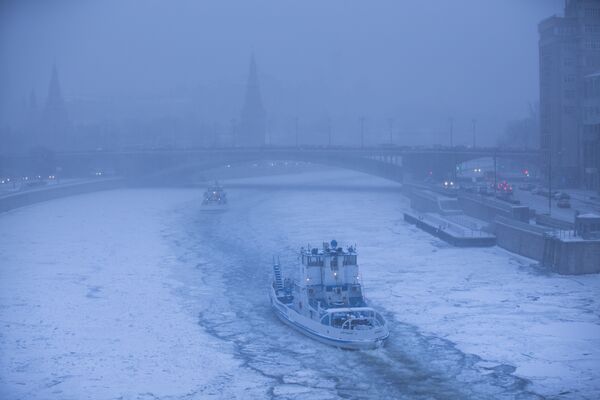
top-left (1, 1), bottom-right (600, 400)
top-left (1, 0), bottom-right (561, 147)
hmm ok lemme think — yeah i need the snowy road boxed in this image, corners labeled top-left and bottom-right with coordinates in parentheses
top-left (1, 171), bottom-right (599, 399)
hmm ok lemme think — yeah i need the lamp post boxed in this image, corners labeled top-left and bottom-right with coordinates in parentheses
top-left (359, 116), bottom-right (365, 148)
top-left (548, 148), bottom-right (553, 215)
top-left (494, 149), bottom-right (498, 198)
top-left (449, 117), bottom-right (454, 147)
top-left (449, 117), bottom-right (456, 181)
top-left (327, 116), bottom-right (332, 147)
top-left (294, 117), bottom-right (299, 148)
top-left (230, 118), bottom-right (237, 147)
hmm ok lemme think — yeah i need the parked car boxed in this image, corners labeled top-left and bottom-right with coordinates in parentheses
top-left (557, 198), bottom-right (571, 208)
top-left (477, 185), bottom-right (492, 196)
top-left (496, 192), bottom-right (521, 204)
top-left (535, 188), bottom-right (554, 198)
top-left (518, 183), bottom-right (535, 191)
top-left (461, 184), bottom-right (475, 193)
top-left (554, 192), bottom-right (571, 200)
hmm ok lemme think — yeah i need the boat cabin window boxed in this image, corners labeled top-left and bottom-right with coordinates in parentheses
top-left (331, 313), bottom-right (348, 328)
top-left (304, 255), bottom-right (323, 266)
top-left (343, 255), bottom-right (357, 265)
top-left (321, 314), bottom-right (330, 326)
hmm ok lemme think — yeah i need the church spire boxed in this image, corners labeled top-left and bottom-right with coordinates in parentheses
top-left (41, 63), bottom-right (70, 150)
top-left (239, 54), bottom-right (266, 147)
top-left (46, 64), bottom-right (64, 108)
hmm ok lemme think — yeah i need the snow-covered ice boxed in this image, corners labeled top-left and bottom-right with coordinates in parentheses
top-left (0, 189), bottom-right (269, 399)
top-left (1, 170), bottom-right (599, 399)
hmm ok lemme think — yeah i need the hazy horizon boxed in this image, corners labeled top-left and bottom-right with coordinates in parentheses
top-left (0, 0), bottom-right (564, 147)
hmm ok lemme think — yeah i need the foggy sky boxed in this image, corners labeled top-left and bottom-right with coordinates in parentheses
top-left (0, 0), bottom-right (563, 146)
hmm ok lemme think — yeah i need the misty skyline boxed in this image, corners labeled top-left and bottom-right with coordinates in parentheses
top-left (1, 0), bottom-right (563, 146)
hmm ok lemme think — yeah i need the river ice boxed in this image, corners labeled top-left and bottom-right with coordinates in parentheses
top-left (1, 170), bottom-right (599, 399)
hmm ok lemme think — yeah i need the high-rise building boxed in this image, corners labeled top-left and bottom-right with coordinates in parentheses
top-left (583, 72), bottom-right (600, 190)
top-left (40, 64), bottom-right (70, 150)
top-left (239, 55), bottom-right (266, 147)
top-left (538, 0), bottom-right (600, 189)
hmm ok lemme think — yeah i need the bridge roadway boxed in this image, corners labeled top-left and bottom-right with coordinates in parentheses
top-left (1, 146), bottom-right (541, 184)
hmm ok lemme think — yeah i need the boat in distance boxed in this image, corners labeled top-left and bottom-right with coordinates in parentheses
top-left (201, 181), bottom-right (228, 211)
top-left (270, 240), bottom-right (389, 350)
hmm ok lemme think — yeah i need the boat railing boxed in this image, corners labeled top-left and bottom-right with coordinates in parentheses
top-left (323, 309), bottom-right (385, 330)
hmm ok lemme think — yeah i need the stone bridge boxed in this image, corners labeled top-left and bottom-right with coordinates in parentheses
top-left (1, 146), bottom-right (541, 184)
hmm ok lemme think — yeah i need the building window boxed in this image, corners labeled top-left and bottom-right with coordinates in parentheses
top-left (585, 39), bottom-right (600, 50)
top-left (558, 26), bottom-right (578, 35)
top-left (585, 8), bottom-right (600, 18)
top-left (585, 24), bottom-right (600, 34)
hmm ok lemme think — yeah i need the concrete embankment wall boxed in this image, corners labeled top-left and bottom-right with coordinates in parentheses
top-left (0, 178), bottom-right (126, 213)
top-left (543, 237), bottom-right (600, 275)
top-left (536, 214), bottom-right (574, 230)
top-left (406, 189), bottom-right (441, 213)
top-left (404, 213), bottom-right (496, 247)
top-left (494, 217), bottom-right (548, 261)
top-left (458, 194), bottom-right (510, 221)
top-left (404, 185), bottom-right (600, 274)
top-left (402, 184), bottom-right (461, 215)
top-left (494, 216), bottom-right (600, 274)
top-left (458, 194), bottom-right (529, 223)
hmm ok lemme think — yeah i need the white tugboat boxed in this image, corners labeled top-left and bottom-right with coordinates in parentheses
top-left (201, 181), bottom-right (227, 211)
top-left (270, 240), bottom-right (389, 350)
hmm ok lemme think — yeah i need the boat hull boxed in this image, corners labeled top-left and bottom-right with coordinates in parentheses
top-left (270, 288), bottom-right (388, 350)
top-left (200, 203), bottom-right (228, 212)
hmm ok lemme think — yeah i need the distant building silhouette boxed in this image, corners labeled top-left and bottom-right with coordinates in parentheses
top-left (539, 0), bottom-right (600, 189)
top-left (22, 90), bottom-right (39, 149)
top-left (239, 55), bottom-right (266, 147)
top-left (40, 64), bottom-right (70, 150)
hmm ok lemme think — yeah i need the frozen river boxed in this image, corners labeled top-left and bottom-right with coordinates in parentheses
top-left (1, 170), bottom-right (599, 399)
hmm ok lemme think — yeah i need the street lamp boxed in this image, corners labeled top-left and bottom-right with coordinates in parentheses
top-left (327, 117), bottom-right (332, 147)
top-left (294, 117), bottom-right (299, 148)
top-left (449, 117), bottom-right (454, 148)
top-left (359, 116), bottom-right (365, 148)
top-left (494, 149), bottom-right (497, 198)
top-left (230, 118), bottom-right (237, 147)
top-left (548, 147), bottom-right (552, 215)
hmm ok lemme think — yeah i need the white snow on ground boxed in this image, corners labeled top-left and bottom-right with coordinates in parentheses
top-left (223, 170), bottom-right (600, 398)
top-left (0, 170), bottom-right (599, 399)
top-left (0, 189), bottom-right (268, 399)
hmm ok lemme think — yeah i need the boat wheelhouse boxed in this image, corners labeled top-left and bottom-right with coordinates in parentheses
top-left (270, 240), bottom-right (389, 349)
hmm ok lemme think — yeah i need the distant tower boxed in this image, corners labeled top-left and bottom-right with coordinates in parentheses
top-left (239, 55), bottom-right (266, 147)
top-left (25, 90), bottom-right (39, 148)
top-left (40, 64), bottom-right (70, 150)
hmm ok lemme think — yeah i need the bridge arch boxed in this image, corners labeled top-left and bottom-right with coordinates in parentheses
top-left (130, 149), bottom-right (404, 186)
